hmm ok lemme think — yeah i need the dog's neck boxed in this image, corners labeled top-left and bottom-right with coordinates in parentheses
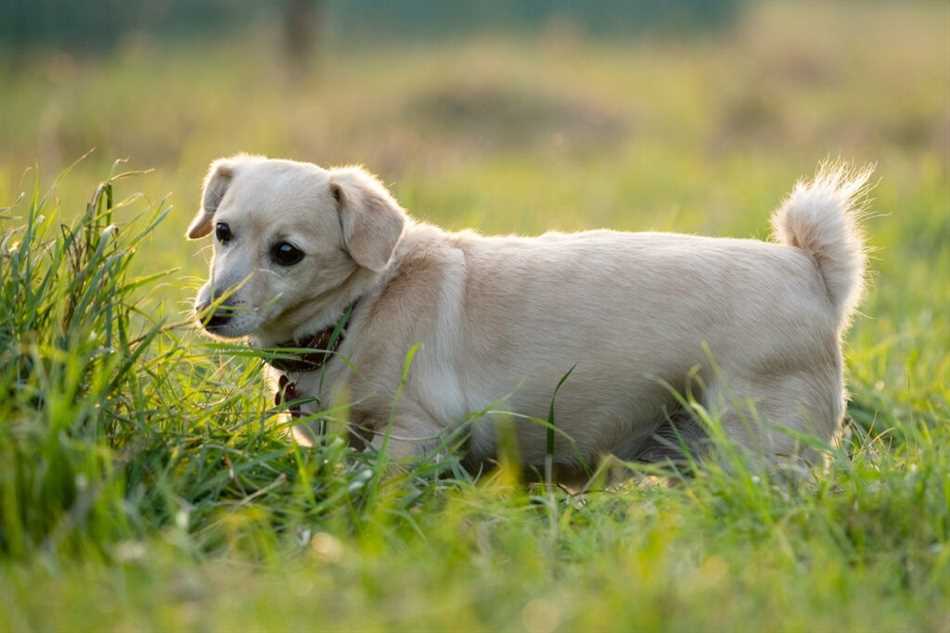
top-left (262, 300), bottom-right (360, 373)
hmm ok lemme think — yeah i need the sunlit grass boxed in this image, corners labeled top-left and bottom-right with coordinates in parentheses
top-left (1, 1), bottom-right (948, 631)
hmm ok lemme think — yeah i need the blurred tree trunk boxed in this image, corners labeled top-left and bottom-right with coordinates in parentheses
top-left (283, 0), bottom-right (324, 71)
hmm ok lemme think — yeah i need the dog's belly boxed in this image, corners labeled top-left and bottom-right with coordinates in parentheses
top-left (459, 336), bottom-right (701, 466)
top-left (466, 377), bottom-right (680, 467)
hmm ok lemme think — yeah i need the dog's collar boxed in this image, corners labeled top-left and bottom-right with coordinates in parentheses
top-left (264, 301), bottom-right (358, 373)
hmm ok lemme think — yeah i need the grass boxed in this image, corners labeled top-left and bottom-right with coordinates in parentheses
top-left (1, 2), bottom-right (949, 631)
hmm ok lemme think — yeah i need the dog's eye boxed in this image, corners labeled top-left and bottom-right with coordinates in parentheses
top-left (215, 222), bottom-right (233, 244)
top-left (271, 242), bottom-right (304, 266)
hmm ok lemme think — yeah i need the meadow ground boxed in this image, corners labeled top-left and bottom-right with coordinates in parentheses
top-left (1, 2), bottom-right (948, 631)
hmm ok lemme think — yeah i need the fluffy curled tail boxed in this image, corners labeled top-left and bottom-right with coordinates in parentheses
top-left (771, 163), bottom-right (873, 327)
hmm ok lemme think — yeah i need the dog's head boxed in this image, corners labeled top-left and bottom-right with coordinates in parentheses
top-left (187, 155), bottom-right (406, 340)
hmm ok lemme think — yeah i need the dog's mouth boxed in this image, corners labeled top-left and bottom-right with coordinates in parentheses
top-left (194, 301), bottom-right (254, 338)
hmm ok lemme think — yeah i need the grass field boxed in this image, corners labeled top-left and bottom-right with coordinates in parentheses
top-left (1, 2), bottom-right (948, 631)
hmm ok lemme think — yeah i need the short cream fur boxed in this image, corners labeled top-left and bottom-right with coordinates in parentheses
top-left (189, 155), bottom-right (870, 471)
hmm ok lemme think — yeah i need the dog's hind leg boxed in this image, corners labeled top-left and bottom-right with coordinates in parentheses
top-left (631, 407), bottom-right (710, 466)
top-left (701, 360), bottom-right (845, 468)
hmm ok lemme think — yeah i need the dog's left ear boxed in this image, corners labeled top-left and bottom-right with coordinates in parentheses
top-left (187, 158), bottom-right (235, 239)
top-left (330, 167), bottom-right (406, 272)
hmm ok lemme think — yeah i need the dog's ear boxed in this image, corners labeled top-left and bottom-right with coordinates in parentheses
top-left (187, 159), bottom-right (235, 239)
top-left (330, 167), bottom-right (406, 272)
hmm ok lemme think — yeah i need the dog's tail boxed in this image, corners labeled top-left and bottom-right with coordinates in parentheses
top-left (771, 162), bottom-right (873, 327)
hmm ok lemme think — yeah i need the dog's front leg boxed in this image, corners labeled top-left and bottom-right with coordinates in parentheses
top-left (366, 410), bottom-right (448, 462)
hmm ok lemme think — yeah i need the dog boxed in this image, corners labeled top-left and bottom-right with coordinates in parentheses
top-left (188, 155), bottom-right (869, 472)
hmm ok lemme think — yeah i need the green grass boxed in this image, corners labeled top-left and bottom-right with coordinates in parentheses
top-left (1, 2), bottom-right (949, 631)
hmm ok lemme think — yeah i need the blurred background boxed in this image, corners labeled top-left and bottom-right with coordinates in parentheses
top-left (0, 0), bottom-right (947, 323)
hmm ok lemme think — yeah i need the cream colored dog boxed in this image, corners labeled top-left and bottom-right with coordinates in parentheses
top-left (188, 155), bottom-right (869, 471)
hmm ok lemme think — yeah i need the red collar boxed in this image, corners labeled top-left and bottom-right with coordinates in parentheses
top-left (264, 302), bottom-right (358, 374)
top-left (270, 302), bottom-right (358, 420)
